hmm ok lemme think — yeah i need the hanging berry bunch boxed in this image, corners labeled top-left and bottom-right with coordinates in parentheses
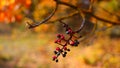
top-left (26, 0), bottom-right (114, 63)
top-left (52, 20), bottom-right (80, 62)
top-left (26, 0), bottom-right (86, 63)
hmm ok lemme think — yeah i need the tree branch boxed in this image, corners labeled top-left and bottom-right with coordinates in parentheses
top-left (86, 12), bottom-right (120, 25)
top-left (27, 1), bottom-right (59, 29)
top-left (55, 0), bottom-right (120, 25)
top-left (27, 0), bottom-right (120, 29)
top-left (48, 11), bottom-right (78, 23)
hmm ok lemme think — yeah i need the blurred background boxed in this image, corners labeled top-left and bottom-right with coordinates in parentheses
top-left (0, 0), bottom-right (120, 68)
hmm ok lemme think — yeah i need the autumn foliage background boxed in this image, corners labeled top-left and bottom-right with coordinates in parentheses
top-left (0, 0), bottom-right (120, 68)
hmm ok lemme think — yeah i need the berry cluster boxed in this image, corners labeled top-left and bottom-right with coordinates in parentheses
top-left (52, 21), bottom-right (80, 62)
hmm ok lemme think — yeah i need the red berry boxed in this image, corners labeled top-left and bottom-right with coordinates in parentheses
top-left (66, 29), bottom-right (73, 34)
top-left (57, 34), bottom-right (61, 38)
top-left (63, 46), bottom-right (67, 50)
top-left (55, 39), bottom-right (61, 43)
top-left (56, 47), bottom-right (61, 51)
top-left (52, 56), bottom-right (57, 60)
top-left (57, 39), bottom-right (61, 43)
top-left (70, 41), bottom-right (74, 45)
top-left (68, 29), bottom-right (72, 32)
top-left (61, 35), bottom-right (64, 39)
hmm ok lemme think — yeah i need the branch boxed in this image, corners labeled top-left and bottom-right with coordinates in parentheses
top-left (54, 0), bottom-right (77, 9)
top-left (27, 0), bottom-right (120, 29)
top-left (48, 11), bottom-right (78, 23)
top-left (55, 0), bottom-right (120, 25)
top-left (99, 6), bottom-right (120, 19)
top-left (27, 1), bottom-right (58, 29)
top-left (27, 0), bottom-right (86, 31)
top-left (86, 12), bottom-right (120, 25)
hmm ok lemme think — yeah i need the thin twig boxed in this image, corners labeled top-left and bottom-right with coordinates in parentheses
top-left (27, 1), bottom-right (59, 29)
top-left (48, 11), bottom-right (78, 23)
top-left (99, 6), bottom-right (120, 19)
top-left (87, 12), bottom-right (120, 25)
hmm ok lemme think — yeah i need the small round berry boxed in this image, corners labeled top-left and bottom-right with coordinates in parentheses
top-left (54, 51), bottom-right (57, 54)
top-left (75, 40), bottom-right (79, 44)
top-left (68, 29), bottom-right (72, 33)
top-left (62, 54), bottom-right (66, 57)
top-left (56, 59), bottom-right (58, 62)
top-left (57, 34), bottom-right (61, 38)
top-left (56, 47), bottom-right (61, 51)
top-left (61, 35), bottom-right (65, 39)
top-left (74, 43), bottom-right (78, 46)
top-left (52, 56), bottom-right (57, 60)
top-left (67, 49), bottom-right (70, 51)
top-left (64, 52), bottom-right (67, 54)
top-left (70, 41), bottom-right (75, 46)
top-left (57, 39), bottom-right (61, 43)
top-left (63, 46), bottom-right (67, 50)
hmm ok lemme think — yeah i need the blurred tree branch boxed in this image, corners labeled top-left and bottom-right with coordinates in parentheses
top-left (27, 0), bottom-right (120, 29)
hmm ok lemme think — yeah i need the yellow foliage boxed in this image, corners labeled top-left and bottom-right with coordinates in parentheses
top-left (34, 24), bottom-right (49, 32)
top-left (0, 45), bottom-right (3, 51)
top-left (40, 0), bottom-right (55, 7)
